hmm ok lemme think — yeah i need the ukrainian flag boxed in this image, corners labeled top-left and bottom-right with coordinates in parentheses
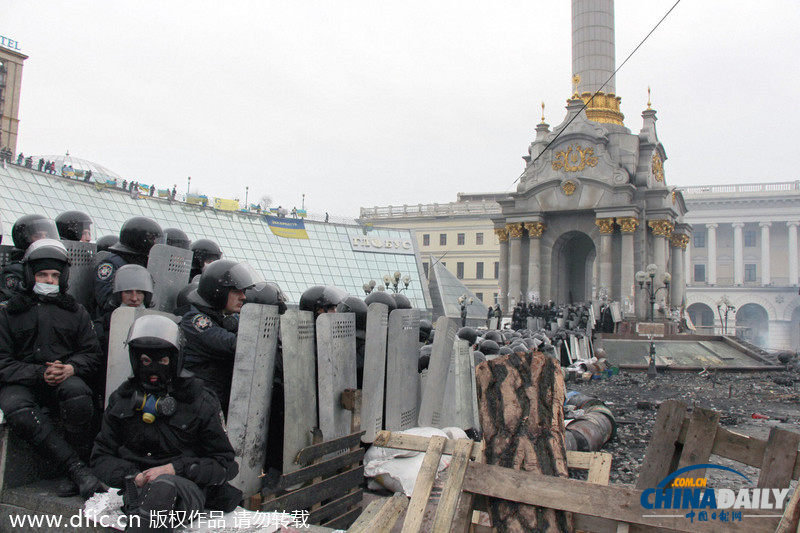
top-left (264, 216), bottom-right (309, 239)
top-left (213, 198), bottom-right (240, 211)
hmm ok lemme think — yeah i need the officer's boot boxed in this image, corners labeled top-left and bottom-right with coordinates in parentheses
top-left (125, 479), bottom-right (178, 533)
top-left (66, 460), bottom-right (107, 499)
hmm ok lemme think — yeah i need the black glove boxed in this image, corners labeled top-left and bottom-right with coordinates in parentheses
top-left (221, 314), bottom-right (239, 333)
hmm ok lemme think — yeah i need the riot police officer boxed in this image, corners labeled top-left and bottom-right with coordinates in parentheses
top-left (55, 210), bottom-right (94, 242)
top-left (299, 285), bottom-right (349, 316)
top-left (0, 239), bottom-right (104, 498)
top-left (189, 238), bottom-right (222, 279)
top-left (92, 315), bottom-right (241, 532)
top-left (180, 260), bottom-right (255, 416)
top-left (94, 216), bottom-right (163, 316)
top-left (95, 234), bottom-right (119, 253)
top-left (1, 214), bottom-right (60, 302)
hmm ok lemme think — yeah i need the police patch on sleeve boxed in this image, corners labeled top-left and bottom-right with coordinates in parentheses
top-left (4, 276), bottom-right (17, 290)
top-left (96, 262), bottom-right (115, 281)
top-left (192, 314), bottom-right (212, 332)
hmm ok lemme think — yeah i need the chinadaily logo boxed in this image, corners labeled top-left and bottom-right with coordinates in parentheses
top-left (641, 465), bottom-right (790, 525)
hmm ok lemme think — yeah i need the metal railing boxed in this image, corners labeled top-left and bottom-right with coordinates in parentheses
top-left (360, 200), bottom-right (502, 219)
top-left (680, 181), bottom-right (800, 196)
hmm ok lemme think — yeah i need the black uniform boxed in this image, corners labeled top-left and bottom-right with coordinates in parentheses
top-left (92, 376), bottom-right (241, 513)
top-left (180, 304), bottom-right (237, 415)
top-left (0, 291), bottom-right (102, 463)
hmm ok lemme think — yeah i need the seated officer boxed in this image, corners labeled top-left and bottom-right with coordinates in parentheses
top-left (91, 315), bottom-right (241, 533)
top-left (181, 260), bottom-right (255, 416)
top-left (0, 214), bottom-right (60, 302)
top-left (0, 239), bottom-right (105, 498)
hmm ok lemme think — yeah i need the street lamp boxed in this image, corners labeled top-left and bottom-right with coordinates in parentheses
top-left (458, 293), bottom-right (474, 327)
top-left (636, 263), bottom-right (671, 322)
top-left (716, 296), bottom-right (736, 336)
top-left (187, 176), bottom-right (191, 195)
top-left (245, 186), bottom-right (249, 210)
top-left (363, 272), bottom-right (411, 294)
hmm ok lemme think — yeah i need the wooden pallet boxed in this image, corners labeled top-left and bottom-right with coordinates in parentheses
top-left (349, 431), bottom-right (614, 533)
top-left (257, 389), bottom-right (365, 530)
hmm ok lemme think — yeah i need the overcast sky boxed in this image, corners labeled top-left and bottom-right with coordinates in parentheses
top-left (4, 1), bottom-right (798, 218)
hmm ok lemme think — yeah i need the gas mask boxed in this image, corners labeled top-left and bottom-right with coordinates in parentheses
top-left (133, 390), bottom-right (177, 423)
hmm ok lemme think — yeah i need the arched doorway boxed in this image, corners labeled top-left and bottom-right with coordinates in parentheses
top-left (687, 303), bottom-right (715, 335)
top-left (735, 303), bottom-right (769, 348)
top-left (551, 231), bottom-right (596, 304)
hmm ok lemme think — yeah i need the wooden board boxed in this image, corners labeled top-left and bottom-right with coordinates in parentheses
top-left (401, 435), bottom-right (446, 533)
top-left (349, 493), bottom-right (408, 533)
top-left (757, 427), bottom-right (800, 489)
top-left (635, 400), bottom-right (687, 489)
top-left (675, 407), bottom-right (720, 482)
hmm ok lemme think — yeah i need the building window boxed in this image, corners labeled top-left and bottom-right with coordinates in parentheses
top-left (476, 262), bottom-right (484, 279)
top-left (439, 234), bottom-right (447, 245)
top-left (493, 292), bottom-right (498, 304)
top-left (422, 234), bottom-right (430, 246)
top-left (745, 263), bottom-right (756, 281)
top-left (423, 262), bottom-right (429, 278)
top-left (694, 264), bottom-right (706, 283)
top-left (476, 292), bottom-right (483, 302)
top-left (693, 231), bottom-right (706, 248)
top-left (457, 233), bottom-right (465, 245)
top-left (744, 230), bottom-right (756, 247)
top-left (476, 232), bottom-right (484, 245)
top-left (494, 262), bottom-right (499, 279)
top-left (457, 262), bottom-right (464, 279)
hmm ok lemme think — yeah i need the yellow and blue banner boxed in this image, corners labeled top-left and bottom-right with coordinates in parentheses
top-left (264, 215), bottom-right (309, 239)
top-left (213, 197), bottom-right (240, 211)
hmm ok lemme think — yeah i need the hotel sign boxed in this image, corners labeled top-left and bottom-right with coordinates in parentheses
top-left (350, 236), bottom-right (415, 255)
top-left (0, 35), bottom-right (21, 51)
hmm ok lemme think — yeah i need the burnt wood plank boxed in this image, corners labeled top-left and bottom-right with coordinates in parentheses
top-left (308, 489), bottom-right (363, 525)
top-left (278, 449), bottom-right (364, 489)
top-left (294, 431), bottom-right (366, 464)
top-left (261, 466), bottom-right (364, 514)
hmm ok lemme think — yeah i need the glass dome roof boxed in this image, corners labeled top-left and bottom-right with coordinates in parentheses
top-left (34, 154), bottom-right (125, 184)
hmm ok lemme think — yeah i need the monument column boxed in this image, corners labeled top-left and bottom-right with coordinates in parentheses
top-left (507, 223), bottom-right (524, 307)
top-left (617, 217), bottom-right (638, 316)
top-left (788, 221), bottom-right (799, 286)
top-left (706, 223), bottom-right (718, 286)
top-left (670, 233), bottom-right (689, 307)
top-left (732, 222), bottom-right (744, 286)
top-left (648, 219), bottom-right (674, 307)
top-left (525, 222), bottom-right (546, 301)
top-left (759, 222), bottom-right (771, 285)
top-left (495, 227), bottom-right (509, 312)
top-left (595, 217), bottom-right (615, 299)
top-left (685, 235), bottom-right (692, 283)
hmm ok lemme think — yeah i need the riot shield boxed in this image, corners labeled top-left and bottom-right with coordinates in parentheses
top-left (439, 338), bottom-right (478, 430)
top-left (280, 310), bottom-right (318, 474)
top-left (417, 317), bottom-right (458, 428)
top-left (63, 240), bottom-right (96, 308)
top-left (105, 307), bottom-right (180, 406)
top-left (570, 334), bottom-right (582, 360)
top-left (146, 244), bottom-right (192, 313)
top-left (316, 313), bottom-right (357, 453)
top-left (361, 302), bottom-right (388, 443)
top-left (228, 303), bottom-right (280, 498)
top-left (383, 309), bottom-right (420, 432)
top-left (0, 245), bottom-right (14, 268)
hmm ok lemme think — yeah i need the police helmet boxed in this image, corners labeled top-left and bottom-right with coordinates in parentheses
top-left (419, 319), bottom-right (432, 343)
top-left (164, 228), bottom-right (191, 249)
top-left (483, 330), bottom-right (502, 343)
top-left (190, 239), bottom-right (222, 272)
top-left (12, 214), bottom-right (59, 251)
top-left (479, 339), bottom-right (500, 356)
top-left (109, 216), bottom-right (164, 256)
top-left (126, 314), bottom-right (185, 383)
top-left (364, 290), bottom-right (397, 312)
top-left (418, 344), bottom-right (432, 372)
top-left (498, 346), bottom-right (514, 356)
top-left (336, 295), bottom-right (368, 330)
top-left (22, 238), bottom-right (70, 291)
top-left (189, 259), bottom-right (256, 310)
top-left (96, 234), bottom-right (119, 253)
top-left (457, 327), bottom-right (478, 346)
top-left (299, 285), bottom-right (348, 314)
top-left (55, 210), bottom-right (93, 242)
top-left (392, 293), bottom-right (412, 310)
top-left (473, 350), bottom-right (486, 366)
top-left (245, 281), bottom-right (288, 314)
top-left (113, 264), bottom-right (155, 308)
